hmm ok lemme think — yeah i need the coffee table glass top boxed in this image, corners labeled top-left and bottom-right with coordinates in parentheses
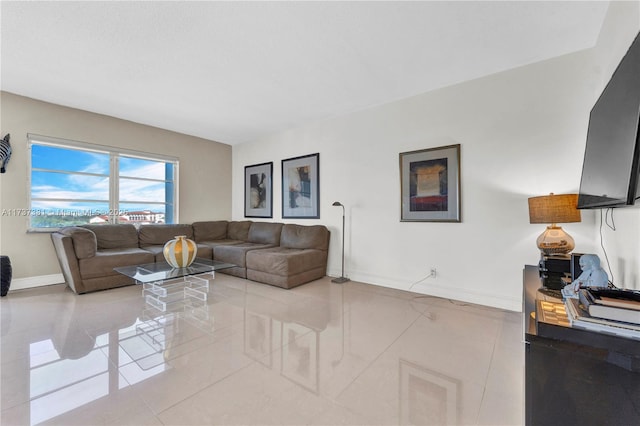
top-left (114, 258), bottom-right (235, 284)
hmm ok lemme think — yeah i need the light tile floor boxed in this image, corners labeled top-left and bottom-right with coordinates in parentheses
top-left (1, 275), bottom-right (524, 425)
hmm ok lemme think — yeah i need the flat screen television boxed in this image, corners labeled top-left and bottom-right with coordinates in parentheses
top-left (577, 31), bottom-right (640, 209)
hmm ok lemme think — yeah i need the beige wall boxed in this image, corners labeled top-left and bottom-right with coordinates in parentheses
top-left (0, 92), bottom-right (232, 286)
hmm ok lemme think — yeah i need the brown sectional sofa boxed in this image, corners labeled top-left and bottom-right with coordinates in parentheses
top-left (51, 220), bottom-right (330, 294)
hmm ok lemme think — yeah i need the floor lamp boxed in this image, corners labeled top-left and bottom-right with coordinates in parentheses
top-left (332, 201), bottom-right (350, 283)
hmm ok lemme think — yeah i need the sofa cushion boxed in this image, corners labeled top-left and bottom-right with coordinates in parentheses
top-left (193, 220), bottom-right (242, 250)
top-left (199, 239), bottom-right (243, 248)
top-left (247, 268), bottom-right (326, 290)
top-left (58, 226), bottom-right (97, 259)
top-left (214, 242), bottom-right (277, 268)
top-left (142, 243), bottom-right (213, 262)
top-left (227, 221), bottom-right (252, 241)
top-left (81, 224), bottom-right (139, 250)
top-left (247, 222), bottom-right (284, 245)
top-left (78, 248), bottom-right (154, 279)
top-left (192, 221), bottom-right (228, 242)
top-left (246, 247), bottom-right (328, 276)
top-left (280, 224), bottom-right (329, 250)
top-left (139, 224), bottom-right (194, 247)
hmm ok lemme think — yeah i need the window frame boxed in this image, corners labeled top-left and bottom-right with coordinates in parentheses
top-left (27, 134), bottom-right (179, 232)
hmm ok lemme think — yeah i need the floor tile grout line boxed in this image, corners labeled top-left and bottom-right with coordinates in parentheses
top-left (331, 302), bottom-right (426, 406)
top-left (474, 320), bottom-right (502, 425)
top-left (153, 356), bottom-right (262, 420)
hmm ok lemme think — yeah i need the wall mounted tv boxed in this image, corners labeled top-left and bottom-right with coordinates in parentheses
top-left (577, 31), bottom-right (640, 209)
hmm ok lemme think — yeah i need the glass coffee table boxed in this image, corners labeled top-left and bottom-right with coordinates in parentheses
top-left (114, 258), bottom-right (235, 312)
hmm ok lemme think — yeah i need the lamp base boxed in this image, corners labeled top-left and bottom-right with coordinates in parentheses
top-left (537, 225), bottom-right (575, 256)
top-left (331, 276), bottom-right (350, 284)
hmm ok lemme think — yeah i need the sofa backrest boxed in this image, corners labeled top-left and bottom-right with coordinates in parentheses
top-left (280, 224), bottom-right (330, 250)
top-left (248, 222), bottom-right (284, 245)
top-left (228, 221), bottom-right (252, 241)
top-left (73, 221), bottom-right (328, 252)
top-left (192, 221), bottom-right (228, 242)
top-left (81, 224), bottom-right (139, 249)
top-left (139, 224), bottom-right (194, 247)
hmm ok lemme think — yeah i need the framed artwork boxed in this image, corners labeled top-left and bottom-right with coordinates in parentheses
top-left (399, 144), bottom-right (461, 222)
top-left (399, 359), bottom-right (461, 425)
top-left (244, 162), bottom-right (273, 218)
top-left (281, 153), bottom-right (320, 219)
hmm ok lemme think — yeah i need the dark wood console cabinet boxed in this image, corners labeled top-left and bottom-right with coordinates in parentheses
top-left (523, 265), bottom-right (640, 425)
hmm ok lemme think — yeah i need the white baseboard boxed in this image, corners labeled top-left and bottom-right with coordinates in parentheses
top-left (14, 270), bottom-right (521, 311)
top-left (9, 274), bottom-right (65, 291)
top-left (329, 269), bottom-right (521, 312)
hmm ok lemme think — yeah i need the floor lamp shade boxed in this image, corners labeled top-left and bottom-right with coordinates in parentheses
top-left (332, 201), bottom-right (350, 283)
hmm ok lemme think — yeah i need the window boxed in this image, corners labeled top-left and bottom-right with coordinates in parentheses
top-left (28, 134), bottom-right (178, 230)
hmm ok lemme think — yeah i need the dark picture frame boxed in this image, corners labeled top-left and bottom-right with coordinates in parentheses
top-left (400, 144), bottom-right (461, 222)
top-left (281, 153), bottom-right (320, 219)
top-left (244, 162), bottom-right (273, 218)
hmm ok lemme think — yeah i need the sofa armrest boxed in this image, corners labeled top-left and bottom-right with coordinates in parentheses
top-left (50, 231), bottom-right (84, 294)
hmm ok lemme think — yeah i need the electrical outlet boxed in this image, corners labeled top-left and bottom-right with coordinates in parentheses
top-left (430, 268), bottom-right (437, 278)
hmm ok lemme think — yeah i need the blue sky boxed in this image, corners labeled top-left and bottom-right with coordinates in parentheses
top-left (31, 145), bottom-right (171, 215)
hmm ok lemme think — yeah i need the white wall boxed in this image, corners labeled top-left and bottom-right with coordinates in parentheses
top-left (233, 4), bottom-right (640, 311)
top-left (588, 2), bottom-right (640, 291)
top-left (0, 92), bottom-right (232, 289)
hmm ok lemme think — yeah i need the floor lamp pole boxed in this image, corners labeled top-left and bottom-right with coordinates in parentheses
top-left (332, 202), bottom-right (350, 283)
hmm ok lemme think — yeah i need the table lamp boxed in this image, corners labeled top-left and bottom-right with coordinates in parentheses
top-left (528, 193), bottom-right (581, 256)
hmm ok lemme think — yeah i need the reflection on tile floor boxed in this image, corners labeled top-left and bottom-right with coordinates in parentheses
top-left (1, 276), bottom-right (524, 425)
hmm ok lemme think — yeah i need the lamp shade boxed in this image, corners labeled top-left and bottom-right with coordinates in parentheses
top-left (528, 194), bottom-right (581, 224)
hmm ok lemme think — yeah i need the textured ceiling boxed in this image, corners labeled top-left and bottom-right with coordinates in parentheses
top-left (1, 1), bottom-right (609, 145)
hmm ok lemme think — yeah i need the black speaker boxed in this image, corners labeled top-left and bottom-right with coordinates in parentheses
top-left (571, 253), bottom-right (584, 281)
top-left (539, 255), bottom-right (571, 290)
top-left (0, 256), bottom-right (12, 297)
